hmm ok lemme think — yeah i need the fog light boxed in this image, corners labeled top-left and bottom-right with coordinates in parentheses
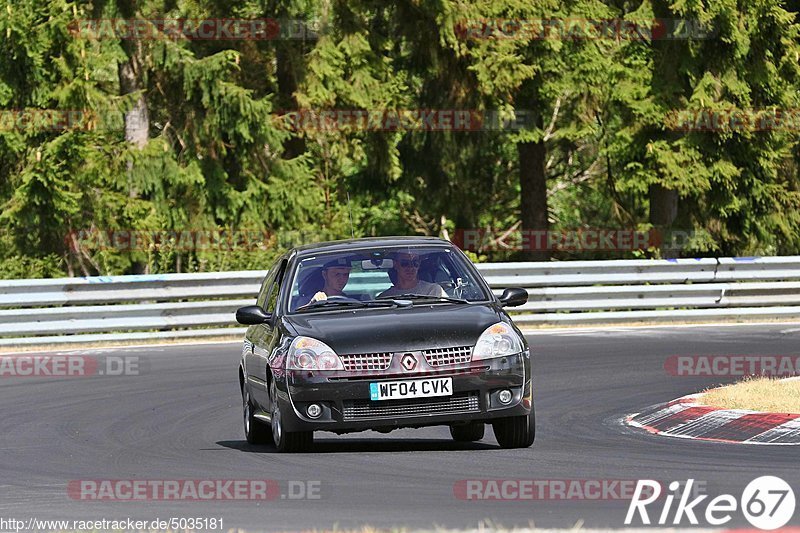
top-left (498, 389), bottom-right (513, 404)
top-left (306, 403), bottom-right (322, 419)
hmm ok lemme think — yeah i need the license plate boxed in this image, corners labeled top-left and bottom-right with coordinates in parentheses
top-left (369, 377), bottom-right (453, 401)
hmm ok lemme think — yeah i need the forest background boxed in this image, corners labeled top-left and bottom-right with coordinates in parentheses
top-left (3, 0), bottom-right (800, 278)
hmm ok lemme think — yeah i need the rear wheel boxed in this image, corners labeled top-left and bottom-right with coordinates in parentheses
top-left (270, 379), bottom-right (313, 453)
top-left (492, 408), bottom-right (535, 449)
top-left (243, 388), bottom-right (272, 445)
top-left (449, 421), bottom-right (485, 442)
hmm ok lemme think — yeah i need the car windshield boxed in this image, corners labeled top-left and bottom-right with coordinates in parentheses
top-left (287, 245), bottom-right (489, 313)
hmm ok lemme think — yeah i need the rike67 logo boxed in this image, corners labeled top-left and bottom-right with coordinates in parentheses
top-left (625, 477), bottom-right (796, 530)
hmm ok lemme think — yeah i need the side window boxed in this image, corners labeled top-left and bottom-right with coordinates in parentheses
top-left (264, 259), bottom-right (288, 315)
top-left (256, 257), bottom-right (282, 309)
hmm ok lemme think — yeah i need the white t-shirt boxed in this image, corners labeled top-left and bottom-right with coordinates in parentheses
top-left (378, 280), bottom-right (447, 298)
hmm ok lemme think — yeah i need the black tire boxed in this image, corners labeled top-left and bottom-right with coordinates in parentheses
top-left (449, 421), bottom-right (485, 442)
top-left (492, 408), bottom-right (535, 449)
top-left (270, 379), bottom-right (314, 453)
top-left (243, 388), bottom-right (272, 445)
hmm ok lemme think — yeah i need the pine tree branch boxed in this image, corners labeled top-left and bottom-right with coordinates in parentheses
top-left (543, 95), bottom-right (563, 142)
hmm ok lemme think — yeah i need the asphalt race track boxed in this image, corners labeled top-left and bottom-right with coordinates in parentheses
top-left (1, 324), bottom-right (799, 531)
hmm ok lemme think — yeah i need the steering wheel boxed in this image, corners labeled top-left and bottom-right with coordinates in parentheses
top-left (324, 295), bottom-right (361, 303)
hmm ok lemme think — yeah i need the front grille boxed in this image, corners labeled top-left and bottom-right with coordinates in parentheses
top-left (423, 346), bottom-right (472, 366)
top-left (343, 393), bottom-right (479, 421)
top-left (339, 352), bottom-right (392, 372)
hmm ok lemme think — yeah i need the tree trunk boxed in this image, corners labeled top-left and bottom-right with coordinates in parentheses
top-left (117, 0), bottom-right (149, 153)
top-left (649, 183), bottom-right (679, 256)
top-left (649, 184), bottom-right (678, 226)
top-left (650, 0), bottom-right (681, 257)
top-left (519, 111), bottom-right (549, 261)
top-left (119, 64), bottom-right (149, 150)
top-left (276, 44), bottom-right (306, 159)
top-left (117, 0), bottom-right (148, 275)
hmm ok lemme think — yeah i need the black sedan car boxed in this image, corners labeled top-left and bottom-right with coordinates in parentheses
top-left (236, 237), bottom-right (533, 452)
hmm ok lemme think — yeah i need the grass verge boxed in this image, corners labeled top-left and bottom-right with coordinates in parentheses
top-left (700, 376), bottom-right (800, 413)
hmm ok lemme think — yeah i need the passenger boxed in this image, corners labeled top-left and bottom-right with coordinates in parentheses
top-left (305, 257), bottom-right (353, 305)
top-left (378, 251), bottom-right (446, 298)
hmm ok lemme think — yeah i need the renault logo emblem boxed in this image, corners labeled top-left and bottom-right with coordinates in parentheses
top-left (400, 353), bottom-right (417, 371)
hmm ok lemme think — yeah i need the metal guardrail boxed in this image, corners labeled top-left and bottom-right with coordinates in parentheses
top-left (2, 257), bottom-right (800, 345)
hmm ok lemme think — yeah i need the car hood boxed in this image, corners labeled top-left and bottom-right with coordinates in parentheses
top-left (284, 303), bottom-right (505, 354)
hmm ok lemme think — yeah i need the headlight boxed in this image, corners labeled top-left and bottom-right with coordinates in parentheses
top-left (287, 337), bottom-right (345, 370)
top-left (472, 322), bottom-right (523, 360)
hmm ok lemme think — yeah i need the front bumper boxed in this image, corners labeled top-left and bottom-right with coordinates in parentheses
top-left (276, 351), bottom-right (532, 433)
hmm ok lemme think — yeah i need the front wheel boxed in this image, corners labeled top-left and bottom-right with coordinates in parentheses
top-left (270, 379), bottom-right (313, 453)
top-left (243, 389), bottom-right (272, 445)
top-left (492, 408), bottom-right (535, 449)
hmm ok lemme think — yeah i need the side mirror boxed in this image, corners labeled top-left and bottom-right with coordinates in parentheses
top-left (498, 287), bottom-right (528, 307)
top-left (236, 305), bottom-right (273, 325)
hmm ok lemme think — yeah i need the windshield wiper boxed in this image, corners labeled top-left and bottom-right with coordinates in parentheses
top-left (297, 299), bottom-right (406, 313)
top-left (377, 294), bottom-right (469, 304)
top-left (296, 300), bottom-right (369, 312)
top-left (363, 299), bottom-right (414, 308)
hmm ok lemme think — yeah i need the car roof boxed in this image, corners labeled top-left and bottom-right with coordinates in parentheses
top-left (290, 236), bottom-right (454, 258)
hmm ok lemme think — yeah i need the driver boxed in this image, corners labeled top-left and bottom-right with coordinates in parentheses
top-left (378, 251), bottom-right (446, 298)
top-left (306, 257), bottom-right (352, 305)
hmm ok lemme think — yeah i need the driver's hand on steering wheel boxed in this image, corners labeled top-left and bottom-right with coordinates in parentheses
top-left (310, 291), bottom-right (328, 303)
